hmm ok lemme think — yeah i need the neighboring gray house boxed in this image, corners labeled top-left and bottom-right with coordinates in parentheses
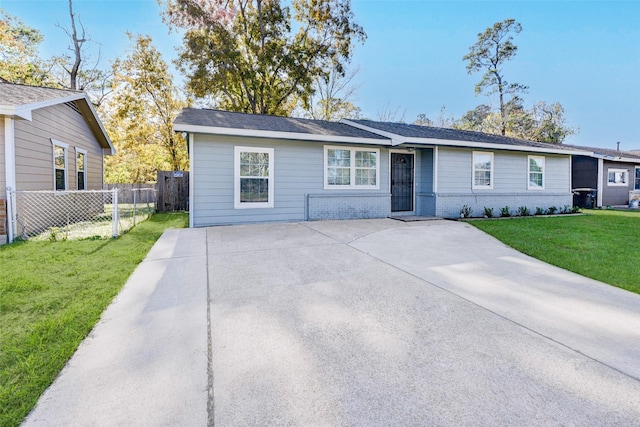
top-left (174, 108), bottom-right (586, 227)
top-left (569, 145), bottom-right (640, 207)
top-left (0, 82), bottom-right (114, 244)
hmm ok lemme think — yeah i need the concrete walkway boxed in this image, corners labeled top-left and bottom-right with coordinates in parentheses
top-left (23, 219), bottom-right (640, 426)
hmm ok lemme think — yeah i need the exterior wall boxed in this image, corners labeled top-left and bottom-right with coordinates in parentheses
top-left (0, 118), bottom-right (5, 191)
top-left (191, 134), bottom-right (391, 226)
top-left (571, 155), bottom-right (598, 189)
top-left (601, 160), bottom-right (637, 206)
top-left (0, 198), bottom-right (6, 245)
top-left (415, 148), bottom-right (435, 216)
top-left (13, 103), bottom-right (104, 191)
top-left (435, 147), bottom-right (572, 218)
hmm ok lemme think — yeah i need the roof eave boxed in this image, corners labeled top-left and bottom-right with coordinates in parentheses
top-left (402, 137), bottom-right (590, 155)
top-left (174, 123), bottom-right (391, 146)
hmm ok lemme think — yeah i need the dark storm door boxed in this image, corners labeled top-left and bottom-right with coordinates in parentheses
top-left (391, 152), bottom-right (414, 212)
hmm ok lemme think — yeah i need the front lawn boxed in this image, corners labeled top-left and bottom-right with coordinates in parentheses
top-left (0, 212), bottom-right (188, 427)
top-left (469, 209), bottom-right (640, 294)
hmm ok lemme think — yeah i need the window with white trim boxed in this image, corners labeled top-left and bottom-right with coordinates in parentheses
top-left (234, 146), bottom-right (274, 209)
top-left (472, 151), bottom-right (493, 189)
top-left (607, 168), bottom-right (628, 186)
top-left (76, 148), bottom-right (87, 190)
top-left (528, 156), bottom-right (545, 190)
top-left (635, 166), bottom-right (640, 190)
top-left (324, 146), bottom-right (379, 189)
top-left (51, 139), bottom-right (69, 191)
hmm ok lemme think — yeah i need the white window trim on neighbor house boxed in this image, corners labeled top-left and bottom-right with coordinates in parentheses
top-left (51, 139), bottom-right (69, 191)
top-left (234, 146), bottom-right (274, 209)
top-left (472, 151), bottom-right (494, 190)
top-left (323, 145), bottom-right (380, 190)
top-left (635, 166), bottom-right (640, 191)
top-left (607, 168), bottom-right (629, 186)
top-left (527, 155), bottom-right (545, 190)
top-left (76, 147), bottom-right (87, 190)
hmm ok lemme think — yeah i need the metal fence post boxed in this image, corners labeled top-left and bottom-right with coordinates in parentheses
top-left (133, 189), bottom-right (138, 227)
top-left (6, 187), bottom-right (14, 243)
top-left (112, 188), bottom-right (119, 238)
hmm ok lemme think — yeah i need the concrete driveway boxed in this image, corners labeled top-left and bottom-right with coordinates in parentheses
top-left (23, 219), bottom-right (640, 426)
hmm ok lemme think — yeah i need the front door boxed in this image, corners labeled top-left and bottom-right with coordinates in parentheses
top-left (391, 152), bottom-right (414, 212)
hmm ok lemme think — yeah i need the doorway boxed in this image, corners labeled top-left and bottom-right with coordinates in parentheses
top-left (391, 152), bottom-right (414, 212)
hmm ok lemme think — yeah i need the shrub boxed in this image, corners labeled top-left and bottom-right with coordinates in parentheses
top-left (572, 206), bottom-right (581, 213)
top-left (516, 206), bottom-right (531, 217)
top-left (561, 205), bottom-right (573, 214)
top-left (547, 206), bottom-right (558, 215)
top-left (535, 207), bottom-right (545, 216)
top-left (483, 207), bottom-right (494, 218)
top-left (500, 206), bottom-right (511, 217)
top-left (460, 204), bottom-right (472, 218)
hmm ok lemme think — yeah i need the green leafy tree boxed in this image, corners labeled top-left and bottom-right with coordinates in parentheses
top-left (161, 0), bottom-right (366, 115)
top-left (463, 19), bottom-right (528, 135)
top-left (0, 9), bottom-right (51, 85)
top-left (103, 34), bottom-right (188, 183)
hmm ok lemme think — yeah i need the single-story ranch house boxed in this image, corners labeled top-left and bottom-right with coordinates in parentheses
top-left (174, 108), bottom-right (589, 227)
top-left (0, 82), bottom-right (114, 244)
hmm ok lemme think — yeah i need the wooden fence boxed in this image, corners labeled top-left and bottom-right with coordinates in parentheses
top-left (157, 171), bottom-right (189, 212)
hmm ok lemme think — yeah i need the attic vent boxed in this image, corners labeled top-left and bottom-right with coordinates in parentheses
top-left (65, 101), bottom-right (82, 115)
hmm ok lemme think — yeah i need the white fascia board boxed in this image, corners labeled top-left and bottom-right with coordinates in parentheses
top-left (1, 93), bottom-right (88, 122)
top-left (591, 153), bottom-right (640, 164)
top-left (339, 119), bottom-right (407, 146)
top-left (79, 94), bottom-right (116, 154)
top-left (0, 106), bottom-right (31, 120)
top-left (173, 123), bottom-right (392, 146)
top-left (404, 137), bottom-right (590, 156)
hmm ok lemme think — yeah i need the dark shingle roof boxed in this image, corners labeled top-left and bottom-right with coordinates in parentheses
top-left (348, 119), bottom-right (582, 152)
top-left (563, 144), bottom-right (640, 161)
top-left (0, 81), bottom-right (82, 106)
top-left (175, 108), bottom-right (389, 140)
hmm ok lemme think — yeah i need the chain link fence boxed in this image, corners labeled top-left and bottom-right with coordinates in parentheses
top-left (5, 187), bottom-right (156, 242)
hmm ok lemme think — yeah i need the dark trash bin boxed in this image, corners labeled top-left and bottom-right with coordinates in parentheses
top-left (573, 188), bottom-right (597, 208)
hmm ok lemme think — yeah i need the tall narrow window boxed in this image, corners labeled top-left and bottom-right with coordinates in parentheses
top-left (472, 151), bottom-right (493, 189)
top-left (234, 146), bottom-right (274, 209)
top-left (76, 149), bottom-right (87, 190)
top-left (635, 167), bottom-right (640, 190)
top-left (528, 156), bottom-right (545, 190)
top-left (51, 139), bottom-right (69, 191)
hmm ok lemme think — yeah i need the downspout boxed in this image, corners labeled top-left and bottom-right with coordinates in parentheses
top-left (4, 117), bottom-right (16, 242)
top-left (188, 133), bottom-right (194, 228)
top-left (597, 158), bottom-right (604, 207)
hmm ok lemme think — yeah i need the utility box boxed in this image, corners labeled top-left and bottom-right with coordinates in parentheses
top-left (629, 191), bottom-right (640, 209)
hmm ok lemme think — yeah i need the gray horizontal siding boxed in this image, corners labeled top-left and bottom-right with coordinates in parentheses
top-left (0, 119), bottom-right (5, 191)
top-left (192, 135), bottom-right (390, 226)
top-left (14, 104), bottom-right (104, 191)
top-left (437, 147), bottom-right (571, 194)
top-left (602, 161), bottom-right (637, 206)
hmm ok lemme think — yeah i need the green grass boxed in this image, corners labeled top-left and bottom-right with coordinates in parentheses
top-left (469, 209), bottom-right (640, 294)
top-left (0, 212), bottom-right (188, 427)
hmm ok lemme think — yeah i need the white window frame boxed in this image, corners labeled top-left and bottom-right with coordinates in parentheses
top-left (51, 139), bottom-right (69, 191)
top-left (527, 155), bottom-right (545, 190)
top-left (635, 166), bottom-right (640, 191)
top-left (324, 145), bottom-right (380, 190)
top-left (607, 168), bottom-right (628, 187)
top-left (472, 151), bottom-right (493, 190)
top-left (234, 146), bottom-right (274, 209)
top-left (76, 147), bottom-right (87, 191)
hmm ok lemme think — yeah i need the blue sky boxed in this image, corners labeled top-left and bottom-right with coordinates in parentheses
top-left (2, 0), bottom-right (639, 149)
